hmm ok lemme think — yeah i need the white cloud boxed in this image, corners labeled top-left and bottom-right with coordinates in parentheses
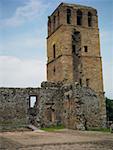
top-left (0, 56), bottom-right (46, 87)
top-left (0, 31), bottom-right (46, 59)
top-left (0, 0), bottom-right (48, 27)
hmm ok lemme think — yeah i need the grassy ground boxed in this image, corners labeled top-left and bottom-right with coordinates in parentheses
top-left (41, 125), bottom-right (65, 132)
top-left (41, 125), bottom-right (110, 132)
top-left (87, 128), bottom-right (110, 132)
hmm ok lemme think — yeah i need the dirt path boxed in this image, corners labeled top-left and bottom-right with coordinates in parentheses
top-left (0, 129), bottom-right (113, 150)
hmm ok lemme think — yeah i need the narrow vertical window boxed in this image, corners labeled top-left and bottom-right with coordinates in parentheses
top-left (53, 44), bottom-right (56, 58)
top-left (72, 44), bottom-right (76, 54)
top-left (58, 11), bottom-right (60, 26)
top-left (53, 16), bottom-right (56, 30)
top-left (88, 12), bottom-right (92, 27)
top-left (48, 17), bottom-right (51, 33)
top-left (67, 8), bottom-right (71, 24)
top-left (53, 66), bottom-right (56, 75)
top-left (84, 46), bottom-right (88, 52)
top-left (77, 10), bottom-right (82, 25)
top-left (86, 79), bottom-right (89, 87)
top-left (79, 79), bottom-right (82, 86)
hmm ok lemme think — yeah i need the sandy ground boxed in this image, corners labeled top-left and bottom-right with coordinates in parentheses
top-left (0, 129), bottom-right (113, 150)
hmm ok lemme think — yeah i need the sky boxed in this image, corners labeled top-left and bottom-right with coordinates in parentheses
top-left (0, 0), bottom-right (113, 99)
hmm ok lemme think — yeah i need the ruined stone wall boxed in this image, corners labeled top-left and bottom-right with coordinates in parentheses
top-left (0, 83), bottom-right (64, 130)
top-left (37, 82), bottom-right (64, 127)
top-left (0, 82), bottom-right (106, 131)
top-left (62, 83), bottom-right (101, 130)
top-left (37, 82), bottom-right (104, 129)
top-left (0, 88), bottom-right (40, 130)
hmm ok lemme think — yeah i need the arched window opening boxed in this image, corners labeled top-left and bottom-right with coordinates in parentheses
top-left (67, 8), bottom-right (71, 24)
top-left (77, 10), bottom-right (82, 25)
top-left (88, 12), bottom-right (92, 27)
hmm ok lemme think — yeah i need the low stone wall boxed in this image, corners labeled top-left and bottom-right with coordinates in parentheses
top-left (0, 81), bottom-right (105, 131)
top-left (0, 88), bottom-right (40, 131)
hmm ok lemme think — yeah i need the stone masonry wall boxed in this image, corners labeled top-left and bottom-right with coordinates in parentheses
top-left (36, 82), bottom-right (103, 129)
top-left (0, 88), bottom-right (40, 131)
top-left (0, 81), bottom-right (105, 131)
top-left (62, 83), bottom-right (101, 130)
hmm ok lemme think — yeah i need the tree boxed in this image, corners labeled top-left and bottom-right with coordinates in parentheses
top-left (106, 97), bottom-right (113, 121)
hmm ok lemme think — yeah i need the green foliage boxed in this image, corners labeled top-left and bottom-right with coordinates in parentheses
top-left (41, 125), bottom-right (65, 132)
top-left (106, 97), bottom-right (113, 121)
top-left (88, 128), bottom-right (110, 132)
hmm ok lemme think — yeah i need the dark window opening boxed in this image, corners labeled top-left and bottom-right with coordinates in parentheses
top-left (79, 79), bottom-right (82, 86)
top-left (58, 11), bottom-right (59, 17)
top-left (53, 66), bottom-right (56, 75)
top-left (77, 10), bottom-right (82, 25)
top-left (84, 46), bottom-right (88, 52)
top-left (72, 30), bottom-right (80, 41)
top-left (67, 8), bottom-right (71, 24)
top-left (72, 45), bottom-right (76, 54)
top-left (58, 11), bottom-right (60, 26)
top-left (67, 94), bottom-right (70, 99)
top-left (53, 16), bottom-right (56, 30)
top-left (88, 12), bottom-right (92, 27)
top-left (53, 44), bottom-right (56, 58)
top-left (48, 17), bottom-right (51, 33)
top-left (86, 79), bottom-right (89, 87)
top-left (64, 110), bottom-right (66, 113)
top-left (48, 18), bottom-right (51, 26)
top-left (54, 16), bottom-right (56, 24)
top-left (29, 96), bottom-right (37, 108)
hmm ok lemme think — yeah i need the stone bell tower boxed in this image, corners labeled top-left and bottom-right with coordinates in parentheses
top-left (47, 3), bottom-right (106, 126)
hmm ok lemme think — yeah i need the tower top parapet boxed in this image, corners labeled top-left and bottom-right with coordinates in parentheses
top-left (49, 2), bottom-right (97, 18)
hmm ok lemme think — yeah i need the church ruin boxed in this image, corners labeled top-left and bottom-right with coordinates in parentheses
top-left (0, 3), bottom-right (106, 131)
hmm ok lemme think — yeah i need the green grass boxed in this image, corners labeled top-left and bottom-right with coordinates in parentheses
top-left (41, 125), bottom-right (65, 132)
top-left (87, 128), bottom-right (110, 132)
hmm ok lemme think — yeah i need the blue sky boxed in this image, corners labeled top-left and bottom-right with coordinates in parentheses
top-left (0, 0), bottom-right (113, 99)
